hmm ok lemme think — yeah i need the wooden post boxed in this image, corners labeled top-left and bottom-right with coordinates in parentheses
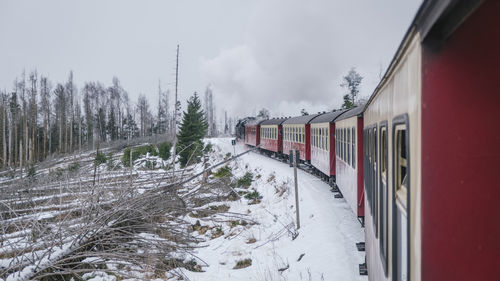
top-left (293, 149), bottom-right (300, 229)
top-left (129, 147), bottom-right (133, 187)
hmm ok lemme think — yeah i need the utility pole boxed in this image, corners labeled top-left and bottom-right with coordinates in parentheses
top-left (293, 149), bottom-right (300, 229)
top-left (171, 45), bottom-right (179, 176)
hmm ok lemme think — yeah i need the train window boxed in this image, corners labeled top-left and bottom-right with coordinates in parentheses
top-left (379, 125), bottom-right (388, 273)
top-left (315, 128), bottom-right (318, 148)
top-left (352, 127), bottom-right (356, 168)
top-left (312, 128), bottom-right (315, 147)
top-left (342, 128), bottom-right (345, 159)
top-left (365, 128), bottom-right (371, 206)
top-left (323, 128), bottom-right (328, 150)
top-left (347, 128), bottom-right (351, 165)
top-left (373, 127), bottom-right (378, 238)
top-left (392, 119), bottom-right (409, 281)
top-left (345, 128), bottom-right (348, 161)
top-left (395, 126), bottom-right (408, 206)
top-left (344, 128), bottom-right (347, 162)
top-left (324, 128), bottom-right (327, 150)
top-left (326, 128), bottom-right (329, 151)
top-left (342, 128), bottom-right (345, 160)
top-left (337, 129), bottom-right (340, 156)
top-left (337, 129), bottom-right (342, 156)
top-left (320, 128), bottom-right (323, 150)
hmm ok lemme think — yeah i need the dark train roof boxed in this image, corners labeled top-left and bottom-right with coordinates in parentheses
top-left (261, 117), bottom-right (289, 125)
top-left (310, 109), bottom-right (348, 124)
top-left (245, 118), bottom-right (265, 126)
top-left (335, 105), bottom-right (365, 122)
top-left (283, 113), bottom-right (323, 125)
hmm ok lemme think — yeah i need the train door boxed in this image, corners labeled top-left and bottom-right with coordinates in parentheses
top-left (392, 119), bottom-right (409, 281)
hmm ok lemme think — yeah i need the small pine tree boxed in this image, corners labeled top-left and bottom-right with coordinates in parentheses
top-left (176, 93), bottom-right (208, 167)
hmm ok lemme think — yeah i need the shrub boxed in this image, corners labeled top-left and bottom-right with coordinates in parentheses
top-left (122, 144), bottom-right (158, 165)
top-left (67, 162), bottom-right (80, 172)
top-left (244, 190), bottom-right (262, 200)
top-left (203, 143), bottom-right (213, 153)
top-left (214, 165), bottom-right (232, 178)
top-left (237, 172), bottom-right (253, 187)
top-left (94, 151), bottom-right (107, 166)
top-left (234, 258), bottom-right (252, 269)
top-left (158, 141), bottom-right (172, 160)
top-left (27, 165), bottom-right (36, 179)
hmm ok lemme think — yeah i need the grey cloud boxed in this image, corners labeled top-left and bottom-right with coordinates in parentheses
top-left (201, 0), bottom-right (421, 117)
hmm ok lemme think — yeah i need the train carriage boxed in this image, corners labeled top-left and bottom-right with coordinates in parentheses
top-left (259, 118), bottom-right (288, 155)
top-left (236, 117), bottom-right (256, 141)
top-left (282, 114), bottom-right (322, 162)
top-left (362, 1), bottom-right (500, 280)
top-left (334, 106), bottom-right (364, 221)
top-left (244, 119), bottom-right (263, 147)
top-left (309, 110), bottom-right (347, 182)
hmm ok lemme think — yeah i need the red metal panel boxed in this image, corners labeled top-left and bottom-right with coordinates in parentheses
top-left (305, 124), bottom-right (311, 160)
top-left (261, 125), bottom-right (282, 153)
top-left (244, 125), bottom-right (260, 147)
top-left (421, 1), bottom-right (500, 280)
top-left (278, 125), bottom-right (283, 153)
top-left (329, 123), bottom-right (336, 176)
top-left (283, 141), bottom-right (306, 160)
top-left (357, 117), bottom-right (364, 217)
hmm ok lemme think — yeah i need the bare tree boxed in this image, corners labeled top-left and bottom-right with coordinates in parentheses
top-left (54, 84), bottom-right (66, 153)
top-left (40, 76), bottom-right (51, 159)
top-left (137, 94), bottom-right (151, 137)
top-left (66, 71), bottom-right (76, 154)
top-left (204, 85), bottom-right (215, 137)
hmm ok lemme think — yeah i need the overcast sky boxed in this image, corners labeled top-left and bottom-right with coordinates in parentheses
top-left (0, 0), bottom-right (421, 120)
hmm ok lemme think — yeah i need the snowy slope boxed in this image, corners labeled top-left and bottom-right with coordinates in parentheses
top-left (183, 138), bottom-right (366, 281)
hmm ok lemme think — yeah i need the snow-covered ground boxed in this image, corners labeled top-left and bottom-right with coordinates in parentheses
top-left (0, 138), bottom-right (366, 281)
top-left (183, 138), bottom-right (366, 281)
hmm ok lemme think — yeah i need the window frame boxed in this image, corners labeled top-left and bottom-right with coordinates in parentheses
top-left (352, 126), bottom-right (356, 169)
top-left (372, 126), bottom-right (378, 238)
top-left (379, 121), bottom-right (388, 276)
top-left (391, 114), bottom-right (410, 281)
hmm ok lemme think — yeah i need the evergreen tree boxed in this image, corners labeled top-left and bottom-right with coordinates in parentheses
top-left (176, 93), bottom-right (208, 167)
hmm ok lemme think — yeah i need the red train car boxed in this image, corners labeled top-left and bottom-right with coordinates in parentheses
top-left (362, 1), bottom-right (500, 280)
top-left (259, 118), bottom-right (288, 155)
top-left (244, 119), bottom-right (263, 147)
top-left (334, 106), bottom-right (364, 221)
top-left (282, 114), bottom-right (322, 162)
top-left (309, 110), bottom-right (347, 183)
